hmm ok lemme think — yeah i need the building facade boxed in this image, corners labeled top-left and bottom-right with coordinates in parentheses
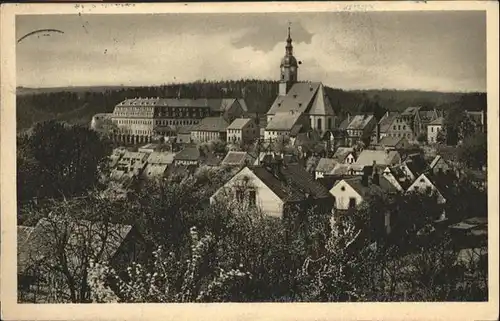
top-left (427, 117), bottom-right (444, 144)
top-left (227, 118), bottom-right (259, 144)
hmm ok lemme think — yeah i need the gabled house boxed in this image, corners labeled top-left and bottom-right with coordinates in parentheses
top-left (190, 117), bottom-right (230, 143)
top-left (314, 158), bottom-right (339, 180)
top-left (344, 114), bottom-right (377, 146)
top-left (354, 150), bottom-right (401, 167)
top-left (173, 146), bottom-right (202, 166)
top-left (427, 117), bottom-right (445, 144)
top-left (406, 173), bottom-right (448, 205)
top-left (373, 112), bottom-right (414, 143)
top-left (332, 147), bottom-right (356, 164)
top-left (429, 155), bottom-right (452, 175)
top-left (207, 98), bottom-right (248, 123)
top-left (264, 111), bottom-right (309, 142)
top-left (226, 118), bottom-right (259, 145)
top-left (210, 161), bottom-right (334, 218)
top-left (329, 176), bottom-right (384, 210)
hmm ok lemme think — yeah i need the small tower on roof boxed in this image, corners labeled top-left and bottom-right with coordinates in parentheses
top-left (279, 23), bottom-right (298, 96)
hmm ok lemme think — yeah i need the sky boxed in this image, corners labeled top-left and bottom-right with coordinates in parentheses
top-left (16, 11), bottom-right (486, 92)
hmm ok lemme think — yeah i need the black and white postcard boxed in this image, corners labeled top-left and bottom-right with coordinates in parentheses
top-left (1, 2), bottom-right (498, 320)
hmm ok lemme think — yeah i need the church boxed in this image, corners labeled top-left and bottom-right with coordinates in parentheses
top-left (265, 26), bottom-right (337, 141)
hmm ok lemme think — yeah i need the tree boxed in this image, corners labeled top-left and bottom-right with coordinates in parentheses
top-left (88, 227), bottom-right (251, 303)
top-left (18, 195), bottom-right (136, 303)
top-left (417, 133), bottom-right (427, 144)
top-left (21, 120), bottom-right (111, 200)
top-left (457, 132), bottom-right (487, 170)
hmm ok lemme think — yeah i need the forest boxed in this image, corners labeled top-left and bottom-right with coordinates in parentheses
top-left (16, 80), bottom-right (487, 131)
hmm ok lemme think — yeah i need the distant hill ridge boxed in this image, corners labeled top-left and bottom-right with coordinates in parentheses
top-left (16, 80), bottom-right (486, 132)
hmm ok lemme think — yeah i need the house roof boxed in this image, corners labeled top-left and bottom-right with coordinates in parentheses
top-left (315, 158), bottom-right (339, 173)
top-left (401, 106), bottom-right (422, 116)
top-left (266, 111), bottom-right (302, 131)
top-left (338, 117), bottom-right (351, 130)
top-left (18, 218), bottom-right (134, 274)
top-left (404, 159), bottom-right (428, 176)
top-left (117, 98), bottom-right (240, 113)
top-left (247, 163), bottom-right (332, 202)
top-left (267, 82), bottom-right (322, 115)
top-left (174, 147), bottom-right (201, 161)
top-left (221, 151), bottom-right (254, 166)
top-left (143, 164), bottom-right (169, 177)
top-left (419, 110), bottom-right (439, 122)
top-left (378, 175), bottom-right (400, 194)
top-left (332, 147), bottom-right (355, 161)
top-left (389, 165), bottom-right (413, 190)
top-left (191, 117), bottom-right (229, 132)
top-left (355, 150), bottom-right (400, 167)
top-left (377, 136), bottom-right (405, 147)
top-left (346, 114), bottom-right (375, 130)
top-left (237, 99), bottom-right (249, 112)
top-left (428, 117), bottom-right (444, 126)
top-left (227, 118), bottom-right (253, 130)
top-left (147, 152), bottom-right (175, 165)
top-left (429, 155), bottom-right (445, 169)
top-left (378, 112), bottom-right (401, 133)
top-left (343, 177), bottom-right (383, 198)
top-left (316, 176), bottom-right (341, 190)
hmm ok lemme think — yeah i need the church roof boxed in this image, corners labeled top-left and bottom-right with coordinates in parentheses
top-left (267, 82), bottom-right (322, 115)
top-left (266, 111), bottom-right (302, 131)
top-left (307, 83), bottom-right (335, 116)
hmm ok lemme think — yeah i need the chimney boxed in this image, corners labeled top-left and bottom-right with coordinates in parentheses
top-left (375, 123), bottom-right (381, 144)
top-left (361, 173), bottom-right (369, 186)
top-left (372, 161), bottom-right (380, 185)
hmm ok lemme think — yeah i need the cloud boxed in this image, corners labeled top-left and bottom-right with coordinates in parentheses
top-left (16, 12), bottom-right (486, 92)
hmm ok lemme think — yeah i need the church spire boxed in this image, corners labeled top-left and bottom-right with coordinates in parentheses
top-left (279, 22), bottom-right (298, 95)
top-left (285, 23), bottom-right (293, 56)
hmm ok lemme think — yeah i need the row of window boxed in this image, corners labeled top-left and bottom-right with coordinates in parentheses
top-left (392, 125), bottom-right (407, 131)
top-left (116, 119), bottom-right (153, 125)
top-left (310, 118), bottom-right (333, 131)
top-left (236, 190), bottom-right (257, 206)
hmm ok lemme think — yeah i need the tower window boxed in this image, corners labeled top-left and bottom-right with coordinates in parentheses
top-left (317, 118), bottom-right (322, 130)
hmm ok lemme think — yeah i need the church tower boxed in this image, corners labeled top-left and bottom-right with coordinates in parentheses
top-left (279, 25), bottom-right (298, 96)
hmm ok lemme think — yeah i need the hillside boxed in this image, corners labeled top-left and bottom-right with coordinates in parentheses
top-left (16, 80), bottom-right (486, 132)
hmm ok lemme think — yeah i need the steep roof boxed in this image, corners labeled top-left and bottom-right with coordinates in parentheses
top-left (237, 99), bottom-right (249, 112)
top-left (227, 118), bottom-right (253, 130)
top-left (343, 177), bottom-right (383, 198)
top-left (419, 110), bottom-right (439, 122)
top-left (401, 106), bottom-right (422, 116)
top-left (429, 155), bottom-right (445, 169)
top-left (332, 147), bottom-right (355, 161)
top-left (428, 117), bottom-right (444, 126)
top-left (248, 163), bottom-right (332, 202)
top-left (355, 150), bottom-right (400, 167)
top-left (378, 112), bottom-right (401, 133)
top-left (267, 82), bottom-right (322, 115)
top-left (18, 218), bottom-right (134, 274)
top-left (307, 83), bottom-right (335, 116)
top-left (346, 114), bottom-right (375, 130)
top-left (378, 136), bottom-right (404, 147)
top-left (191, 117), bottom-right (229, 132)
top-left (221, 151), bottom-right (254, 166)
top-left (338, 117), bottom-right (351, 130)
top-left (315, 158), bottom-right (339, 173)
top-left (147, 152), bottom-right (175, 165)
top-left (266, 111), bottom-right (302, 131)
top-left (174, 147), bottom-right (201, 161)
top-left (389, 165), bottom-right (413, 190)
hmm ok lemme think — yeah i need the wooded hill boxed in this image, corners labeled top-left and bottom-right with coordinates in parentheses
top-left (16, 80), bottom-right (486, 132)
